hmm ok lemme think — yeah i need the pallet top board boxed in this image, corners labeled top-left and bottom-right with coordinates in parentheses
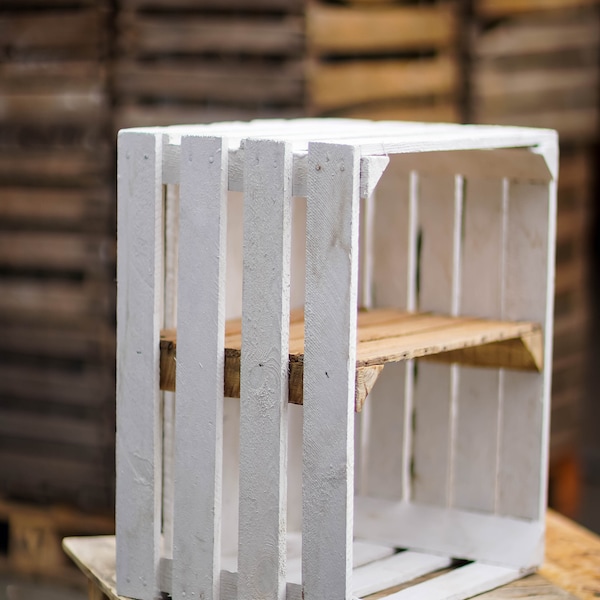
top-left (159, 309), bottom-right (543, 409)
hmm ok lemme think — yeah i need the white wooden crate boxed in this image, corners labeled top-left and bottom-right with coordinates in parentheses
top-left (116, 119), bottom-right (557, 600)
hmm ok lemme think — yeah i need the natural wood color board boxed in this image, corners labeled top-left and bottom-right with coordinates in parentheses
top-left (330, 101), bottom-right (460, 124)
top-left (0, 498), bottom-right (112, 587)
top-left (120, 13), bottom-right (304, 56)
top-left (160, 309), bottom-right (542, 408)
top-left (115, 60), bottom-right (303, 104)
top-left (540, 510), bottom-right (600, 600)
top-left (310, 56), bottom-right (457, 111)
top-left (307, 4), bottom-right (456, 53)
top-left (479, 0), bottom-right (598, 17)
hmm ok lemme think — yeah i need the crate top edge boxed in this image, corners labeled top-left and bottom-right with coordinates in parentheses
top-left (118, 118), bottom-right (558, 159)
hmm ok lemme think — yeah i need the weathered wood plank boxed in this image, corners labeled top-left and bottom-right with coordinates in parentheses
top-left (451, 176), bottom-right (504, 513)
top-left (411, 173), bottom-right (461, 507)
top-left (311, 56), bottom-right (457, 111)
top-left (159, 311), bottom-right (543, 409)
top-left (120, 13), bottom-right (304, 57)
top-left (115, 131), bottom-right (163, 600)
top-left (302, 142), bottom-right (360, 600)
top-left (478, 0), bottom-right (598, 18)
top-left (115, 60), bottom-right (303, 104)
top-left (237, 138), bottom-right (292, 600)
top-left (497, 178), bottom-right (555, 525)
top-left (307, 4), bottom-right (456, 53)
top-left (172, 136), bottom-right (228, 600)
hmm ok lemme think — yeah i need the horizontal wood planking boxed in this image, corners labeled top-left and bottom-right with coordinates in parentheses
top-left (0, 278), bottom-right (113, 324)
top-left (478, 0), bottom-right (599, 17)
top-left (330, 100), bottom-right (460, 123)
top-left (119, 12), bottom-right (304, 57)
top-left (118, 0), bottom-right (303, 10)
top-left (474, 14), bottom-right (600, 58)
top-left (0, 148), bottom-right (110, 185)
top-left (0, 9), bottom-right (108, 59)
top-left (307, 3), bottom-right (457, 54)
top-left (115, 104), bottom-right (301, 131)
top-left (0, 231), bottom-right (114, 272)
top-left (0, 449), bottom-right (114, 512)
top-left (0, 362), bottom-right (113, 407)
top-left (159, 310), bottom-right (543, 403)
top-left (310, 55), bottom-right (457, 111)
top-left (0, 406), bottom-right (113, 449)
top-left (0, 187), bottom-right (112, 231)
top-left (0, 60), bottom-right (107, 91)
top-left (0, 320), bottom-right (114, 361)
top-left (0, 497), bottom-right (113, 587)
top-left (114, 60), bottom-right (304, 105)
top-left (0, 91), bottom-right (108, 125)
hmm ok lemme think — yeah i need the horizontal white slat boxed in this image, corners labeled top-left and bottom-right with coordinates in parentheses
top-left (353, 551), bottom-right (452, 598)
top-left (381, 562), bottom-right (522, 600)
top-left (353, 497), bottom-right (544, 569)
top-left (129, 119), bottom-right (555, 153)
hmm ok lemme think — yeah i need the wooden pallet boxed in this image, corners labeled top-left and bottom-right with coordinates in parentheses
top-left (307, 0), bottom-right (461, 121)
top-left (114, 3), bottom-right (305, 129)
top-left (0, 498), bottom-right (113, 587)
top-left (471, 5), bottom-right (600, 142)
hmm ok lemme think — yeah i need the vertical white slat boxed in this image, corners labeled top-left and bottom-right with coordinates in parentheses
top-left (116, 131), bottom-right (163, 600)
top-left (303, 142), bottom-right (360, 600)
top-left (497, 178), bottom-right (555, 521)
top-left (365, 160), bottom-right (417, 501)
top-left (163, 182), bottom-right (179, 559)
top-left (452, 177), bottom-right (505, 513)
top-left (238, 138), bottom-right (292, 600)
top-left (412, 174), bottom-right (461, 506)
top-left (172, 136), bottom-right (228, 600)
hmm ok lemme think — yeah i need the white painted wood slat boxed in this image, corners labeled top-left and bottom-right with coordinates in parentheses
top-left (452, 177), bottom-right (505, 513)
top-left (238, 138), bottom-right (293, 600)
top-left (365, 161), bottom-right (417, 502)
top-left (498, 179), bottom-right (555, 525)
top-left (172, 136), bottom-right (229, 600)
top-left (352, 551), bottom-right (452, 598)
top-left (382, 562), bottom-right (521, 600)
top-left (116, 131), bottom-right (163, 600)
top-left (303, 142), bottom-right (360, 600)
top-left (412, 174), bottom-right (461, 507)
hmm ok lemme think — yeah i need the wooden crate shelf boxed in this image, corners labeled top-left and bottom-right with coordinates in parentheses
top-left (160, 309), bottom-right (543, 409)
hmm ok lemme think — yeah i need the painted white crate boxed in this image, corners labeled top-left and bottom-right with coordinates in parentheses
top-left (116, 119), bottom-right (557, 600)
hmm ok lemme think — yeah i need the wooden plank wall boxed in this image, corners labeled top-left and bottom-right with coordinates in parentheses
top-left (470, 0), bottom-right (599, 473)
top-left (0, 0), bottom-right (116, 511)
top-left (306, 0), bottom-right (462, 123)
top-left (113, 0), bottom-right (306, 129)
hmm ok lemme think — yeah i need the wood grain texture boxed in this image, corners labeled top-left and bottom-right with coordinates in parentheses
top-left (237, 138), bottom-right (292, 600)
top-left (63, 510), bottom-right (592, 600)
top-left (172, 136), bottom-right (228, 600)
top-left (302, 142), bottom-right (360, 600)
top-left (307, 4), bottom-right (456, 53)
top-left (115, 131), bottom-right (163, 600)
top-left (159, 311), bottom-right (542, 406)
top-left (310, 56), bottom-right (457, 111)
top-left (540, 510), bottom-right (600, 600)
